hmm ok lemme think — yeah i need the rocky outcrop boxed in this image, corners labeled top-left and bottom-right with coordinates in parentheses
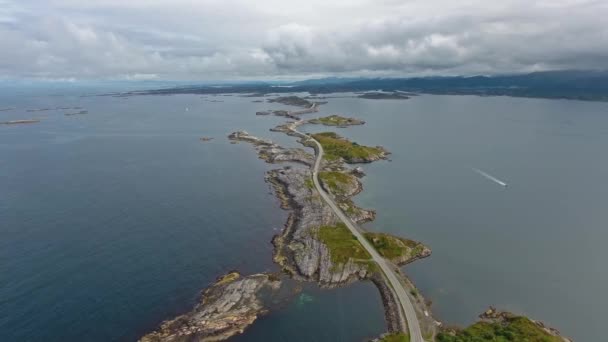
top-left (357, 92), bottom-right (410, 100)
top-left (229, 131), bottom-right (372, 286)
top-left (228, 131), bottom-right (314, 166)
top-left (139, 272), bottom-right (283, 342)
top-left (256, 110), bottom-right (301, 120)
top-left (364, 233), bottom-right (432, 266)
top-left (317, 170), bottom-right (376, 224)
top-left (352, 167), bottom-right (366, 177)
top-left (227, 131), bottom-right (273, 146)
top-left (267, 167), bottom-right (370, 286)
top-left (308, 115), bottom-right (365, 127)
top-left (267, 96), bottom-right (313, 107)
top-left (1, 119), bottom-right (40, 125)
top-left (64, 110), bottom-right (88, 116)
top-left (479, 307), bottom-right (573, 342)
top-left (310, 132), bottom-right (390, 164)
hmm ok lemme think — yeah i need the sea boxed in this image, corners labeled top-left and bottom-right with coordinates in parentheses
top-left (1, 84), bottom-right (606, 341)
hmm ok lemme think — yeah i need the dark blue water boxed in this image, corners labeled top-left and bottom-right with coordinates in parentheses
top-left (0, 89), bottom-right (385, 342)
top-left (2, 89), bottom-right (606, 341)
top-left (233, 282), bottom-right (385, 342)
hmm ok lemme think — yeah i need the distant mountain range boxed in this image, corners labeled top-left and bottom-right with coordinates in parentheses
top-left (131, 70), bottom-right (608, 101)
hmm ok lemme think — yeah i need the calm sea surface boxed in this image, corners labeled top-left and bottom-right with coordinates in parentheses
top-left (1, 87), bottom-right (606, 341)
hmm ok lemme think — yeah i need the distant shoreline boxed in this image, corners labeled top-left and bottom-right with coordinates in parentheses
top-left (104, 70), bottom-right (608, 103)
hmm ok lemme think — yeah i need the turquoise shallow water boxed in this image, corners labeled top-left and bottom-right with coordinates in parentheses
top-left (2, 88), bottom-right (606, 341)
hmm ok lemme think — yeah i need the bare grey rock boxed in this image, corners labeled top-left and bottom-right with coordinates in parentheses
top-left (229, 132), bottom-right (370, 286)
top-left (229, 130), bottom-right (313, 166)
top-left (139, 272), bottom-right (283, 342)
top-left (268, 167), bottom-right (370, 286)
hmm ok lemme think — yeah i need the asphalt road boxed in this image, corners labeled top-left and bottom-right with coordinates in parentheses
top-left (294, 125), bottom-right (425, 342)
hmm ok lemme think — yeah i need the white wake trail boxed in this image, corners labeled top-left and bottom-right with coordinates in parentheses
top-left (472, 168), bottom-right (508, 187)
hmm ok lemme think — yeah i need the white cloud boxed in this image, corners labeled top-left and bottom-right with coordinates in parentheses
top-left (0, 0), bottom-right (607, 80)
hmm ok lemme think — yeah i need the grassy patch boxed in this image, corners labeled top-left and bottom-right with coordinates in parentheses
top-left (304, 178), bottom-right (314, 189)
top-left (316, 223), bottom-right (370, 265)
top-left (215, 272), bottom-right (240, 286)
top-left (379, 333), bottom-right (410, 342)
top-left (312, 132), bottom-right (385, 163)
top-left (309, 115), bottom-right (364, 126)
top-left (437, 316), bottom-right (563, 342)
top-left (319, 171), bottom-right (356, 196)
top-left (364, 232), bottom-right (423, 262)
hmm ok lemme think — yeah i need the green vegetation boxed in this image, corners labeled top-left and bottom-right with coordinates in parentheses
top-left (215, 272), bottom-right (240, 285)
top-left (364, 232), bottom-right (424, 262)
top-left (437, 316), bottom-right (562, 342)
top-left (304, 178), bottom-right (314, 189)
top-left (379, 333), bottom-right (410, 342)
top-left (316, 223), bottom-right (370, 265)
top-left (309, 115), bottom-right (364, 126)
top-left (312, 132), bottom-right (385, 163)
top-left (319, 171), bottom-right (356, 196)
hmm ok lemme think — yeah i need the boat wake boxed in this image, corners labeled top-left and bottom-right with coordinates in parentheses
top-left (472, 168), bottom-right (508, 187)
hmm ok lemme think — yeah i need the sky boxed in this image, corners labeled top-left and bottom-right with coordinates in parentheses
top-left (1, 0), bottom-right (607, 81)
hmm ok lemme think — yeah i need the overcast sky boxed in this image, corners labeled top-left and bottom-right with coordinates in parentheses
top-left (1, 0), bottom-right (607, 80)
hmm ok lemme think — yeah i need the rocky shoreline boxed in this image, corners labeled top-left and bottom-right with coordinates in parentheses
top-left (140, 272), bottom-right (287, 342)
top-left (230, 130), bottom-right (375, 285)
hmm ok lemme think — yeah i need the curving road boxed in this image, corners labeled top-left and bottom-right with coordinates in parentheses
top-left (291, 123), bottom-right (424, 342)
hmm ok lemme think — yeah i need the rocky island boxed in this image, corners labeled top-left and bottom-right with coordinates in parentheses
top-left (308, 115), bottom-right (365, 127)
top-left (437, 307), bottom-right (572, 342)
top-left (308, 131), bottom-right (389, 163)
top-left (64, 110), bottom-right (88, 116)
top-left (140, 272), bottom-right (289, 342)
top-left (267, 95), bottom-right (314, 107)
top-left (1, 119), bottom-right (40, 125)
top-left (358, 92), bottom-right (411, 100)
